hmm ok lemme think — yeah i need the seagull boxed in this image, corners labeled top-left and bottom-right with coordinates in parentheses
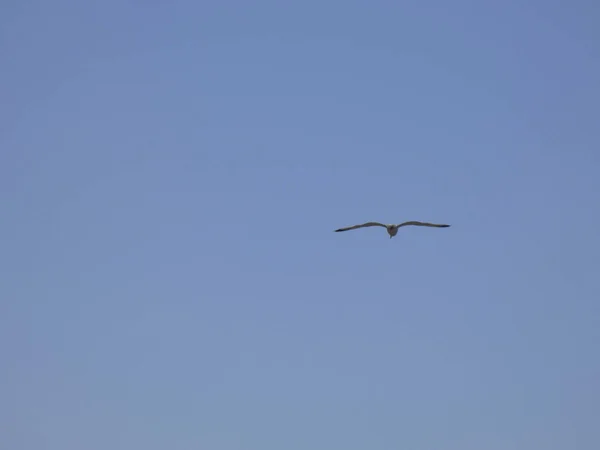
top-left (334, 220), bottom-right (450, 239)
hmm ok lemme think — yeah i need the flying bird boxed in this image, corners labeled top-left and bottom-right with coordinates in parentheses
top-left (334, 220), bottom-right (450, 239)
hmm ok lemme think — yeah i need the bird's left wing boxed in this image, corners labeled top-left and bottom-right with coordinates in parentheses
top-left (334, 222), bottom-right (386, 232)
top-left (396, 221), bottom-right (450, 228)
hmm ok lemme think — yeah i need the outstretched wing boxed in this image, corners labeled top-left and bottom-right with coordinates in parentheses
top-left (334, 222), bottom-right (387, 232)
top-left (396, 221), bottom-right (450, 228)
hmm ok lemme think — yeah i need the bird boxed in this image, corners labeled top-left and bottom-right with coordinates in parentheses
top-left (334, 220), bottom-right (450, 239)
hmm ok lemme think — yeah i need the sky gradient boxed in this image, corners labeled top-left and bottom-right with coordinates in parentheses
top-left (2, 1), bottom-right (600, 449)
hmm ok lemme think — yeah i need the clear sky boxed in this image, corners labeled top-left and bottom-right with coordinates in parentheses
top-left (2, 1), bottom-right (599, 449)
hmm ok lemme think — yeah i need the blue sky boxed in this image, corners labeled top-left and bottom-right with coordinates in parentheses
top-left (2, 1), bottom-right (599, 448)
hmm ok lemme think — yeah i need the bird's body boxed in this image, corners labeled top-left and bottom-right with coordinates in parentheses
top-left (334, 220), bottom-right (450, 238)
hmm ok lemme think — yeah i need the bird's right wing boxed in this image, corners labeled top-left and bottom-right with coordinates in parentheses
top-left (334, 222), bottom-right (386, 232)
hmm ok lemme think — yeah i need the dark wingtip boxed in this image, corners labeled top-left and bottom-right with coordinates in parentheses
top-left (334, 229), bottom-right (342, 232)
